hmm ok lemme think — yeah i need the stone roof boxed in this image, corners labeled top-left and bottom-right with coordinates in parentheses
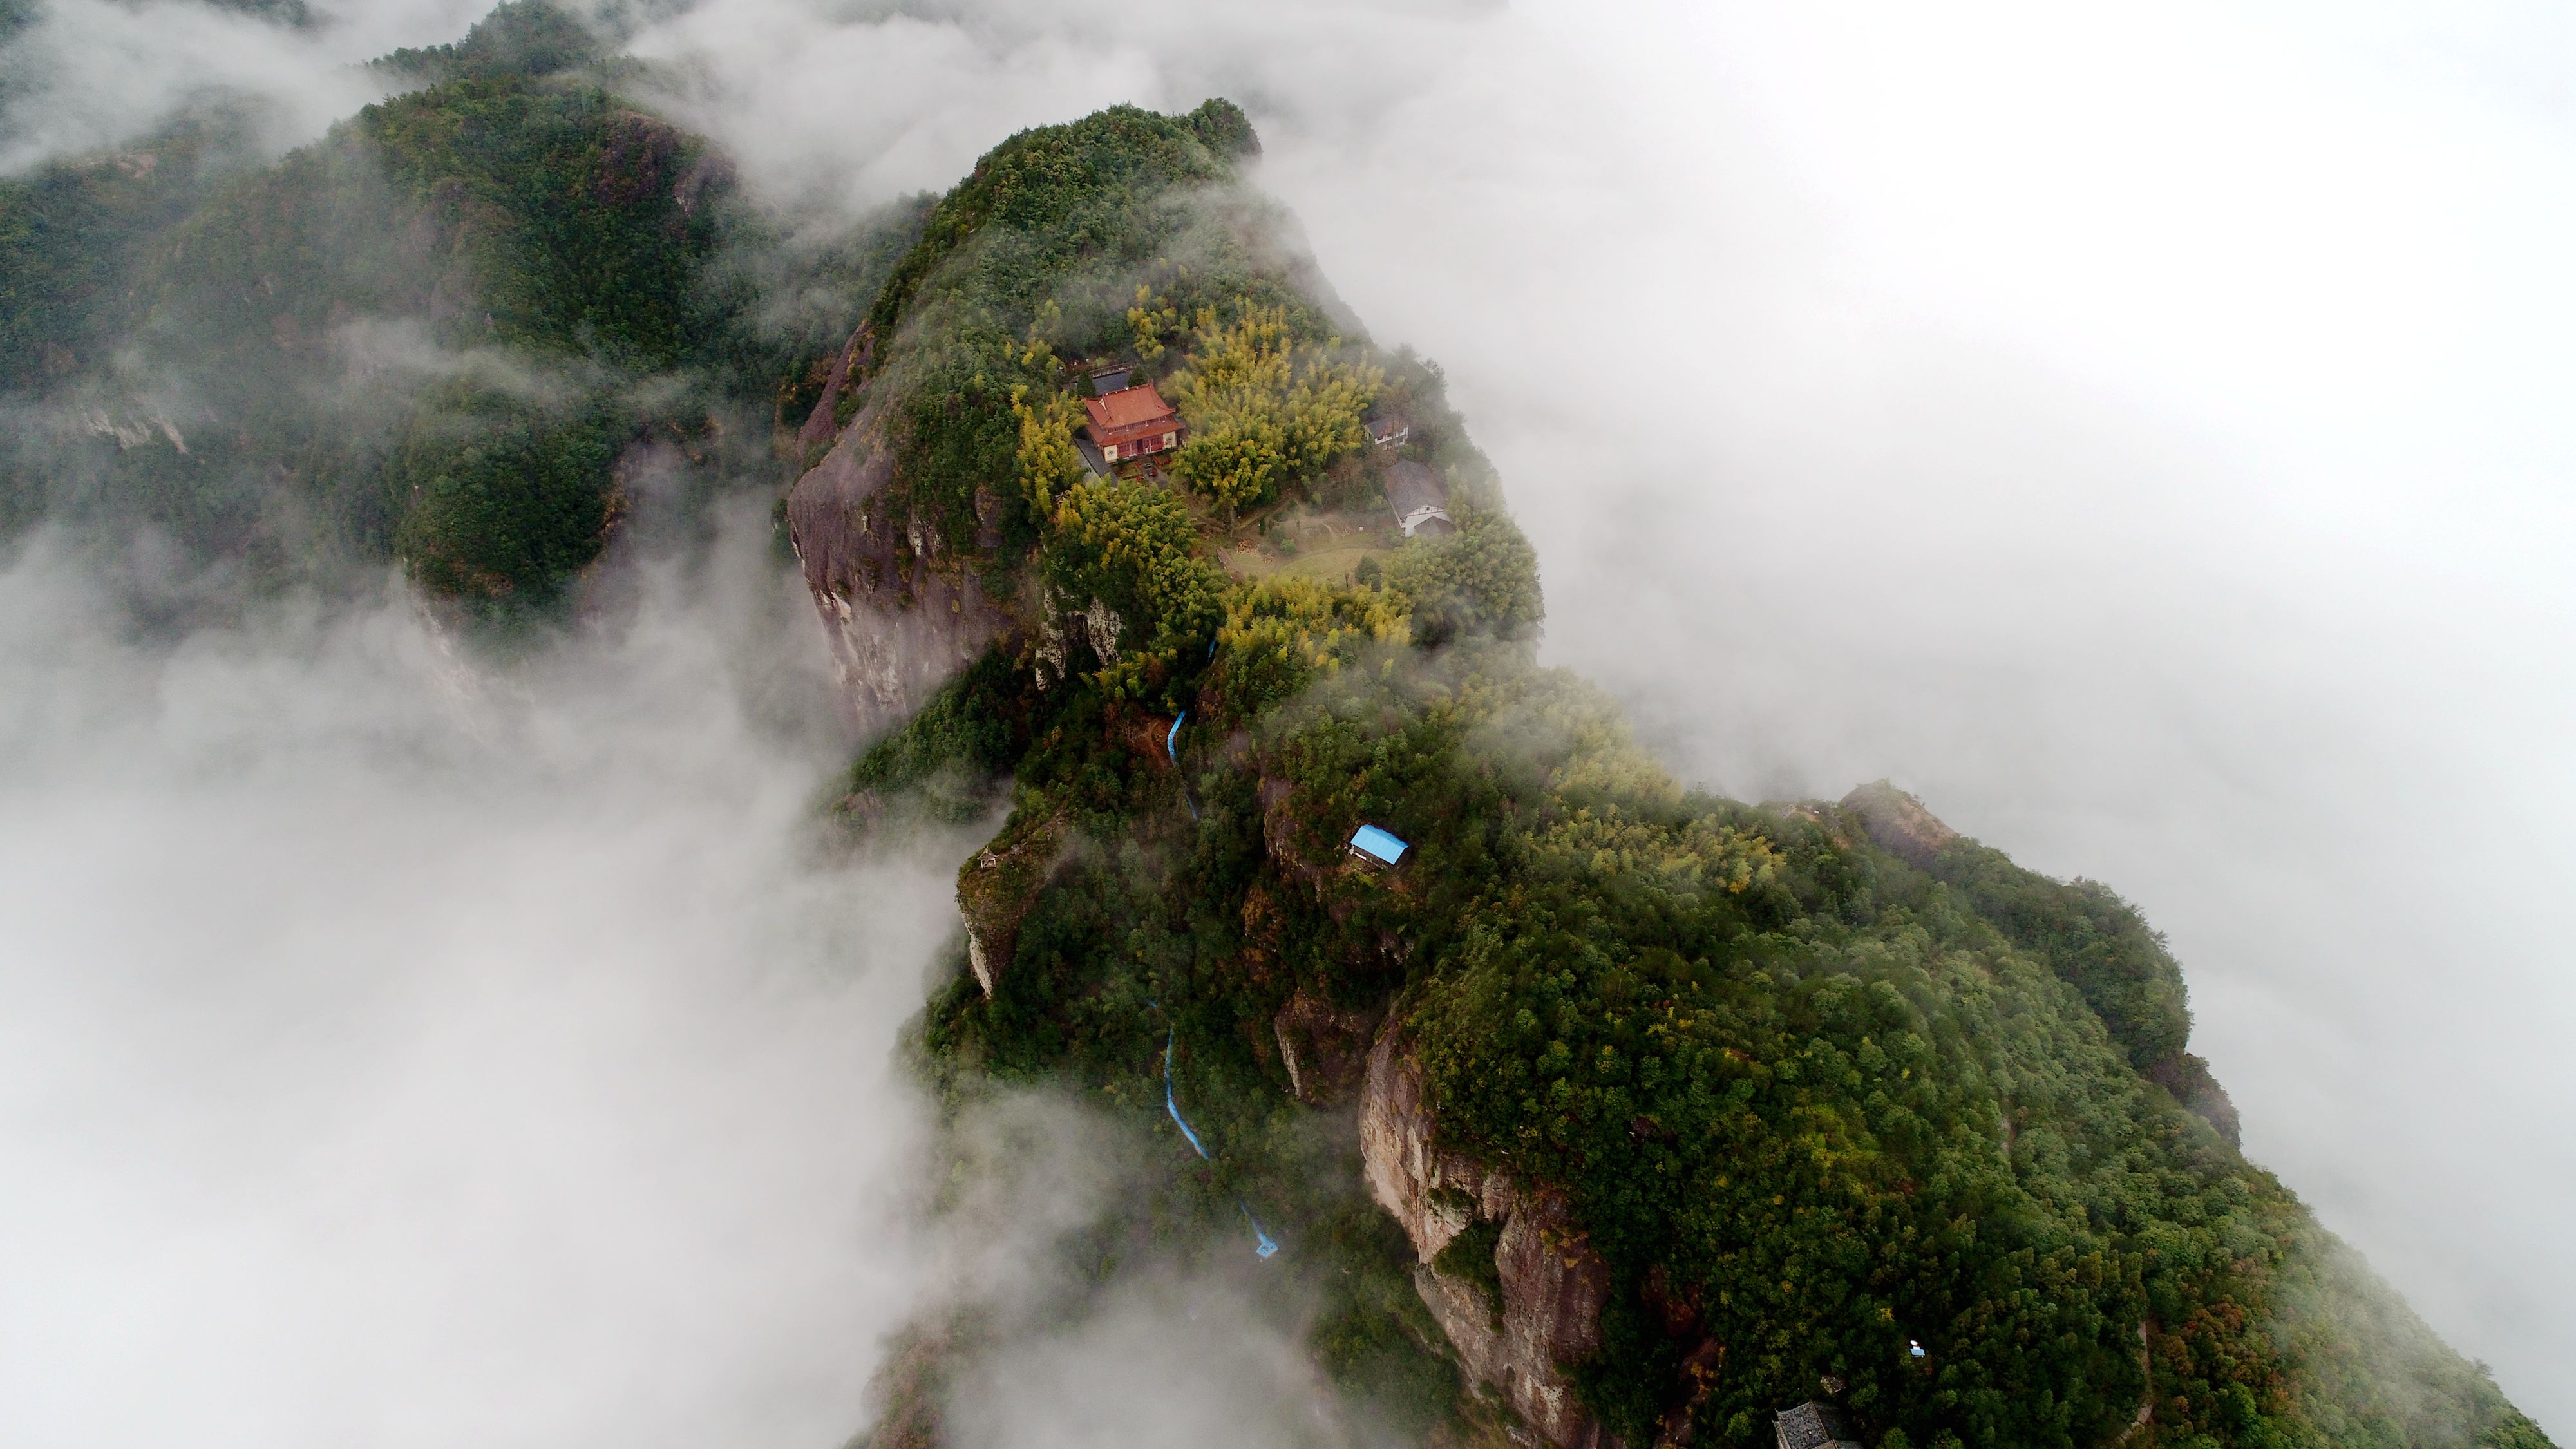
top-left (1774, 1401), bottom-right (1860, 1449)
top-left (1385, 460), bottom-right (1446, 518)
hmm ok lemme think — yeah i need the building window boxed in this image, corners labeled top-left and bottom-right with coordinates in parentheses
top-left (1162, 431), bottom-right (1176, 448)
top-left (1103, 444), bottom-right (1119, 461)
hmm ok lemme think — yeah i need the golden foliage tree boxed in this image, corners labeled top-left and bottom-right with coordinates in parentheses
top-left (1166, 303), bottom-right (1382, 511)
top-left (1217, 574), bottom-right (1413, 711)
top-left (1046, 476), bottom-right (1229, 701)
top-left (1010, 384), bottom-right (1088, 513)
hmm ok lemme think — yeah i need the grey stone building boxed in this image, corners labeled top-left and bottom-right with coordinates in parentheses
top-left (1774, 1400), bottom-right (1862, 1449)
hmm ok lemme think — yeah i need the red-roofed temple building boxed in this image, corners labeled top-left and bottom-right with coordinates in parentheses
top-left (1081, 382), bottom-right (1184, 466)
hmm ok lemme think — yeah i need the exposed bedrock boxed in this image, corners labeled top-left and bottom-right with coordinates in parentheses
top-left (1836, 779), bottom-right (1958, 870)
top-left (784, 407), bottom-right (1012, 732)
top-left (1273, 989), bottom-right (1379, 1106)
top-left (955, 810), bottom-right (1068, 998)
top-left (1361, 1034), bottom-right (1615, 1449)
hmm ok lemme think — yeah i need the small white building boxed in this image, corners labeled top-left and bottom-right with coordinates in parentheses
top-left (1385, 460), bottom-right (1454, 538)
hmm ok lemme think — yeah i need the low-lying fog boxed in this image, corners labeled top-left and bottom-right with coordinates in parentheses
top-left (0, 513), bottom-right (1326, 1449)
top-left (1249, 8), bottom-right (2576, 1428)
top-left (3, 0), bottom-right (2570, 1439)
top-left (0, 521), bottom-right (951, 1448)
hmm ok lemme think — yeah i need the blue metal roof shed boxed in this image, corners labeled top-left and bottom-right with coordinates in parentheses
top-left (1347, 824), bottom-right (1409, 867)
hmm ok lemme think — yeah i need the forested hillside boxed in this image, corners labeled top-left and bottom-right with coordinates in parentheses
top-left (0, 0), bottom-right (893, 608)
top-left (808, 100), bottom-right (2553, 1449)
top-left (0, 6), bottom-right (2550, 1448)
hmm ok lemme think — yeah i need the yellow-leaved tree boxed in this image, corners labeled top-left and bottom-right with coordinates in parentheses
top-left (1127, 285), bottom-right (1180, 363)
top-left (1216, 574), bottom-right (1412, 712)
top-left (1167, 303), bottom-right (1381, 512)
top-left (1045, 476), bottom-right (1229, 703)
top-left (1011, 384), bottom-right (1088, 513)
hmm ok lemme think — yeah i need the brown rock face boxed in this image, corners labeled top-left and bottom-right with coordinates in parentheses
top-left (1273, 989), bottom-right (1379, 1106)
top-left (784, 406), bottom-right (1013, 732)
top-left (1837, 780), bottom-right (1959, 870)
top-left (955, 810), bottom-right (1068, 998)
top-left (797, 324), bottom-right (873, 448)
top-left (1361, 1035), bottom-right (1615, 1449)
top-left (1258, 776), bottom-right (1329, 888)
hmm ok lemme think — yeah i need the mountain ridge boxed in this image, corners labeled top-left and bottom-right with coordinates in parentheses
top-left (791, 95), bottom-right (2552, 1449)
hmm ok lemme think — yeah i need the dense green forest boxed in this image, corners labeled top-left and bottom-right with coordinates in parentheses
top-left (0, 6), bottom-right (2551, 1448)
top-left (0, 0), bottom-right (893, 607)
top-left (828, 100), bottom-right (2552, 1449)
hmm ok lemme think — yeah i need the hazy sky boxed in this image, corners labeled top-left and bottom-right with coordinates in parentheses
top-left (3, 0), bottom-right (2571, 1439)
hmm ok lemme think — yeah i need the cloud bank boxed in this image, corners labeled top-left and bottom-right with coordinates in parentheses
top-left (0, 0), bottom-right (491, 169)
top-left (0, 516), bottom-right (951, 1449)
top-left (0, 505), bottom-right (1353, 1449)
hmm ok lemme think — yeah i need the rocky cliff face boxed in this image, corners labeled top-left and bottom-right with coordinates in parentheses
top-left (784, 405), bottom-right (1014, 732)
top-left (1361, 1034), bottom-right (1614, 1449)
top-left (1272, 989), bottom-right (1378, 1106)
top-left (1836, 780), bottom-right (1958, 869)
top-left (954, 810), bottom-right (1067, 998)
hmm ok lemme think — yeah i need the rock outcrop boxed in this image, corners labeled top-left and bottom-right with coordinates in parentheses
top-left (1837, 779), bottom-right (1958, 869)
top-left (1258, 776), bottom-right (1322, 883)
top-left (784, 406), bottom-right (1014, 732)
top-left (1273, 989), bottom-right (1379, 1106)
top-left (1361, 1034), bottom-right (1614, 1449)
top-left (956, 810), bottom-right (1068, 998)
top-left (796, 323), bottom-right (873, 449)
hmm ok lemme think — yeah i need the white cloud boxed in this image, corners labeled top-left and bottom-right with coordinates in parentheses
top-left (0, 517), bottom-right (954, 1449)
top-left (1242, 2), bottom-right (2576, 1426)
top-left (0, 0), bottom-right (492, 171)
top-left (943, 1271), bottom-right (1336, 1449)
top-left (0, 507), bottom-right (1335, 1449)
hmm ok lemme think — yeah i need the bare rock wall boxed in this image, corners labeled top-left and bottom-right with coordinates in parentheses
top-left (784, 406), bottom-right (1013, 732)
top-left (1837, 780), bottom-right (1958, 870)
top-left (1361, 1034), bottom-right (1615, 1449)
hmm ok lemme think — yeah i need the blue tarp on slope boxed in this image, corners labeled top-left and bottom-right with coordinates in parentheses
top-left (1161, 1027), bottom-right (1278, 1259)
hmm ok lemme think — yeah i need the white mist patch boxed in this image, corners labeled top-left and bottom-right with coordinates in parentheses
top-left (0, 527), bottom-right (951, 1449)
top-left (944, 1272), bottom-right (1334, 1449)
top-left (866, 1090), bottom-right (1346, 1449)
top-left (1246, 5), bottom-right (2576, 1431)
top-left (0, 0), bottom-right (486, 171)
